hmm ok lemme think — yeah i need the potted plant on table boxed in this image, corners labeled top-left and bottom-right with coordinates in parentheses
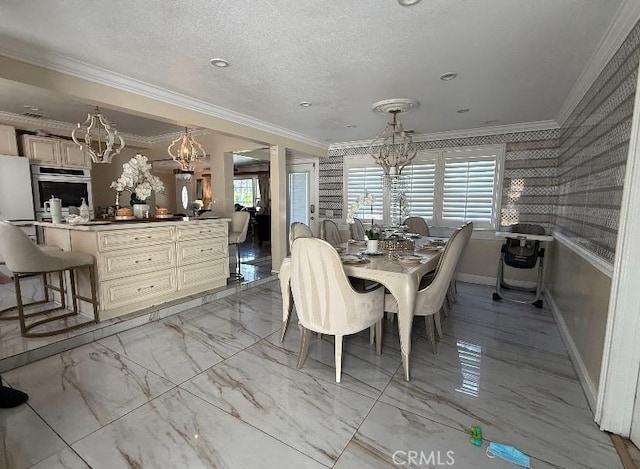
top-left (111, 153), bottom-right (165, 218)
top-left (365, 225), bottom-right (381, 254)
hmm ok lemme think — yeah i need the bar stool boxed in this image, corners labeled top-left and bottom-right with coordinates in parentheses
top-left (228, 211), bottom-right (250, 282)
top-left (0, 221), bottom-right (100, 337)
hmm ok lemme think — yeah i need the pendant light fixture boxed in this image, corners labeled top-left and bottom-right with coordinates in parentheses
top-left (167, 127), bottom-right (205, 179)
top-left (71, 106), bottom-right (125, 164)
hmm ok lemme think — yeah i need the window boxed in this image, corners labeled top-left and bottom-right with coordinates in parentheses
top-left (344, 144), bottom-right (504, 229)
top-left (233, 177), bottom-right (261, 207)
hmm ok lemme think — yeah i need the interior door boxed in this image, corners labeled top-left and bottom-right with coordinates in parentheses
top-left (287, 162), bottom-right (318, 238)
top-left (632, 374), bottom-right (640, 447)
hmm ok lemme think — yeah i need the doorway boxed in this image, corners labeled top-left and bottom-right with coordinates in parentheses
top-left (287, 162), bottom-right (318, 240)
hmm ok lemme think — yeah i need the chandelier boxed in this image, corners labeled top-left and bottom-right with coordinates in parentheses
top-left (368, 99), bottom-right (419, 175)
top-left (167, 127), bottom-right (205, 177)
top-left (71, 107), bottom-right (125, 164)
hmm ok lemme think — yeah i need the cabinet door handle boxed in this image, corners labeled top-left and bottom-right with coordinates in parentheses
top-left (133, 235), bottom-right (153, 241)
top-left (134, 258), bottom-right (153, 264)
top-left (137, 285), bottom-right (155, 292)
top-left (200, 230), bottom-right (212, 234)
top-left (200, 248), bottom-right (213, 252)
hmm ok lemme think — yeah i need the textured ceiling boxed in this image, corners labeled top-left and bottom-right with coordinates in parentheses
top-left (0, 79), bottom-right (184, 137)
top-left (0, 0), bottom-right (625, 143)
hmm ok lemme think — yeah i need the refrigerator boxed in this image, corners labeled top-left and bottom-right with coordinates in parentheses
top-left (0, 155), bottom-right (37, 276)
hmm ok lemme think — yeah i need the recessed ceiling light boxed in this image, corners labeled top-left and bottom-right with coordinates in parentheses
top-left (210, 58), bottom-right (229, 68)
top-left (484, 119), bottom-right (500, 125)
top-left (299, 101), bottom-right (312, 107)
top-left (23, 105), bottom-right (40, 111)
top-left (440, 72), bottom-right (458, 81)
top-left (456, 108), bottom-right (470, 113)
top-left (346, 124), bottom-right (357, 128)
top-left (398, 0), bottom-right (421, 6)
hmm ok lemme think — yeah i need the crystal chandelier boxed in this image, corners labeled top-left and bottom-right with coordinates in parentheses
top-left (167, 127), bottom-right (205, 177)
top-left (71, 107), bottom-right (125, 164)
top-left (368, 99), bottom-right (419, 175)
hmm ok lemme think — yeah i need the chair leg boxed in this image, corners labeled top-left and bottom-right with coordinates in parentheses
top-left (297, 327), bottom-right (312, 369)
top-left (375, 320), bottom-right (382, 356)
top-left (425, 316), bottom-right (437, 354)
top-left (434, 310), bottom-right (443, 339)
top-left (14, 274), bottom-right (26, 334)
top-left (335, 334), bottom-right (343, 383)
top-left (369, 325), bottom-right (375, 345)
top-left (69, 268), bottom-right (79, 314)
top-left (443, 296), bottom-right (451, 317)
top-left (89, 265), bottom-right (100, 323)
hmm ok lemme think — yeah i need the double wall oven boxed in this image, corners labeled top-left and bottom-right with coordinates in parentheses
top-left (32, 165), bottom-right (93, 232)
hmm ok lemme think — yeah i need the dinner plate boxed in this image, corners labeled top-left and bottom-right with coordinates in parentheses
top-left (341, 255), bottom-right (370, 265)
top-left (395, 255), bottom-right (422, 265)
top-left (418, 246), bottom-right (444, 252)
top-left (428, 240), bottom-right (447, 247)
top-left (349, 240), bottom-right (367, 246)
top-left (406, 233), bottom-right (421, 238)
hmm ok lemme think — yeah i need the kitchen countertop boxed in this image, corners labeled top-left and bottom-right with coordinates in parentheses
top-left (35, 217), bottom-right (231, 231)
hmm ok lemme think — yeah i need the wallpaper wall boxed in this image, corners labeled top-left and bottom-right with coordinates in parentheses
top-left (321, 129), bottom-right (559, 230)
top-left (556, 21), bottom-right (640, 264)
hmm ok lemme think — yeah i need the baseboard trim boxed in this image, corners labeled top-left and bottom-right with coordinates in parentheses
top-left (456, 273), bottom-right (536, 289)
top-left (545, 289), bottom-right (598, 411)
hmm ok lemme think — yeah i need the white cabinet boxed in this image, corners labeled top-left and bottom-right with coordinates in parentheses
top-left (0, 125), bottom-right (18, 155)
top-left (21, 135), bottom-right (91, 169)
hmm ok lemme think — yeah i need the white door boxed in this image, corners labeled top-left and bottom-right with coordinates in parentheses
top-left (632, 375), bottom-right (640, 446)
top-left (287, 163), bottom-right (318, 238)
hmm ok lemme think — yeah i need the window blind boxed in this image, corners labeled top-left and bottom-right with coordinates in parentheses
top-left (346, 166), bottom-right (384, 220)
top-left (404, 161), bottom-right (436, 220)
top-left (442, 156), bottom-right (496, 227)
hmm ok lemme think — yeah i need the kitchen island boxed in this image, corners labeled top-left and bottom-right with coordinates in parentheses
top-left (36, 218), bottom-right (230, 320)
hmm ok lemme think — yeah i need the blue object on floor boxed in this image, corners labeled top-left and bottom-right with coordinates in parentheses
top-left (486, 442), bottom-right (531, 468)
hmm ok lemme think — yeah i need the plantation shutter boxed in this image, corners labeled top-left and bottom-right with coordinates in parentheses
top-left (404, 161), bottom-right (436, 220)
top-left (441, 153), bottom-right (497, 228)
top-left (346, 165), bottom-right (384, 220)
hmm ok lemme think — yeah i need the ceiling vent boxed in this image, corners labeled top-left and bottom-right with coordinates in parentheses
top-left (22, 111), bottom-right (49, 119)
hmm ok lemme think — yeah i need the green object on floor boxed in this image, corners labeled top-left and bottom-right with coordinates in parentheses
top-left (469, 425), bottom-right (483, 446)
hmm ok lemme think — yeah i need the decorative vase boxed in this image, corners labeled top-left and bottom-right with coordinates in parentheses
top-left (132, 204), bottom-right (150, 219)
top-left (367, 239), bottom-right (379, 254)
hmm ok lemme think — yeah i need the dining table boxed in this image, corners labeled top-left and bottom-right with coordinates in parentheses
top-left (279, 236), bottom-right (445, 381)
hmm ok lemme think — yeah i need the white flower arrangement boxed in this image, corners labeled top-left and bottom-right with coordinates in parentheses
top-left (346, 191), bottom-right (376, 224)
top-left (110, 154), bottom-right (165, 202)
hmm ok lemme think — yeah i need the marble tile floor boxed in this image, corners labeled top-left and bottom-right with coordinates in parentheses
top-left (0, 282), bottom-right (623, 468)
top-left (0, 262), bottom-right (276, 373)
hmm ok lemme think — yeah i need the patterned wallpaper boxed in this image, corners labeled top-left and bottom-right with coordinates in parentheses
top-left (321, 129), bottom-right (559, 229)
top-left (556, 21), bottom-right (640, 264)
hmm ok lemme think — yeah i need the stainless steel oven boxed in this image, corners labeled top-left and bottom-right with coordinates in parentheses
top-left (31, 165), bottom-right (93, 216)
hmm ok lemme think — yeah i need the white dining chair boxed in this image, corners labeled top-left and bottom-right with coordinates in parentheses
top-left (289, 221), bottom-right (313, 249)
top-left (321, 219), bottom-right (343, 247)
top-left (290, 237), bottom-right (384, 382)
top-left (228, 211), bottom-right (250, 281)
top-left (350, 218), bottom-right (366, 241)
top-left (384, 222), bottom-right (472, 353)
top-left (403, 216), bottom-right (430, 236)
top-left (0, 221), bottom-right (99, 336)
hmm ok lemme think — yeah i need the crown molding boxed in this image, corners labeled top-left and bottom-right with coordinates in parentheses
top-left (0, 110), bottom-right (151, 146)
top-left (329, 119), bottom-right (559, 150)
top-left (0, 40), bottom-right (328, 150)
top-left (556, 0), bottom-right (640, 127)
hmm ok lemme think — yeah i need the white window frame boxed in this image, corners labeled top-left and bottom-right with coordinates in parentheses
top-left (233, 176), bottom-right (261, 207)
top-left (343, 144), bottom-right (505, 230)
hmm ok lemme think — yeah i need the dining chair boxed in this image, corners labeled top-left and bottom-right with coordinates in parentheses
top-left (321, 219), bottom-right (343, 247)
top-left (0, 221), bottom-right (100, 337)
top-left (290, 237), bottom-right (385, 382)
top-left (228, 211), bottom-right (250, 281)
top-left (384, 222), bottom-right (472, 353)
top-left (403, 216), bottom-right (430, 236)
top-left (289, 221), bottom-right (313, 249)
top-left (350, 218), bottom-right (366, 241)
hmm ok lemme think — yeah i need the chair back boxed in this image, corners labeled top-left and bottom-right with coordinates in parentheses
top-left (350, 218), bottom-right (366, 241)
top-left (403, 217), bottom-right (430, 236)
top-left (0, 221), bottom-right (56, 274)
top-left (289, 222), bottom-right (313, 249)
top-left (290, 237), bottom-right (380, 335)
top-left (322, 220), bottom-right (342, 247)
top-left (229, 211), bottom-right (250, 244)
top-left (415, 222), bottom-right (472, 315)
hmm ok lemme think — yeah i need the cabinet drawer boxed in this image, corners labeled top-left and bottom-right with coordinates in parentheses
top-left (99, 244), bottom-right (176, 280)
top-left (98, 226), bottom-right (175, 251)
top-left (175, 222), bottom-right (227, 241)
top-left (100, 268), bottom-right (177, 310)
top-left (177, 260), bottom-right (228, 291)
top-left (177, 238), bottom-right (227, 266)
